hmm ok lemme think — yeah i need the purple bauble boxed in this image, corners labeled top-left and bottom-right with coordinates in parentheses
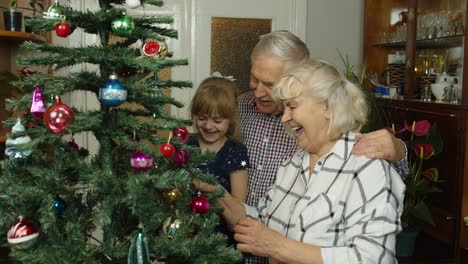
top-left (172, 149), bottom-right (190, 166)
top-left (190, 194), bottom-right (210, 214)
top-left (65, 138), bottom-right (79, 152)
top-left (30, 87), bottom-right (46, 120)
top-left (172, 127), bottom-right (189, 144)
top-left (130, 151), bottom-right (153, 172)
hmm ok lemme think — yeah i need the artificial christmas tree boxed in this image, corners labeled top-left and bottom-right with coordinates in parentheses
top-left (0, 1), bottom-right (241, 263)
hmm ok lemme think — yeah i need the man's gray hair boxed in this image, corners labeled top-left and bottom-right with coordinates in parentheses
top-left (252, 30), bottom-right (310, 70)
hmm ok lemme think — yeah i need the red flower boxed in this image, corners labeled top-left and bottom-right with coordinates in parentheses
top-left (413, 143), bottom-right (435, 160)
top-left (404, 120), bottom-right (431, 136)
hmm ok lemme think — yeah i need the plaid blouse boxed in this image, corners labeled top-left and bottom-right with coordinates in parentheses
top-left (244, 131), bottom-right (405, 263)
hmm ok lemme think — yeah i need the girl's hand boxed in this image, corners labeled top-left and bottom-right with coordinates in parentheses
top-left (192, 179), bottom-right (219, 193)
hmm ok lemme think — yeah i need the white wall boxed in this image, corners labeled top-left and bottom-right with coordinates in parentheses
top-left (306, 0), bottom-right (364, 70)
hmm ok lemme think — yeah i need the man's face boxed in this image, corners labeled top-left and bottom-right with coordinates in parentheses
top-left (249, 56), bottom-right (285, 114)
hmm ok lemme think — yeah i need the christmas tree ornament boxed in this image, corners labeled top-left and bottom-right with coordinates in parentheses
top-left (65, 138), bottom-right (79, 152)
top-left (125, 0), bottom-right (141, 9)
top-left (19, 68), bottom-right (37, 76)
top-left (55, 20), bottom-right (71, 37)
top-left (141, 40), bottom-right (168, 59)
top-left (190, 192), bottom-right (210, 214)
top-left (7, 216), bottom-right (39, 244)
top-left (160, 133), bottom-right (175, 158)
top-left (4, 119), bottom-right (32, 159)
top-left (172, 127), bottom-right (189, 144)
top-left (161, 216), bottom-right (182, 238)
top-left (119, 70), bottom-right (139, 77)
top-left (43, 96), bottom-right (75, 134)
top-left (111, 14), bottom-right (135, 37)
top-left (52, 196), bottom-right (66, 218)
top-left (173, 148), bottom-right (190, 166)
top-left (130, 151), bottom-right (153, 172)
top-left (128, 227), bottom-right (150, 264)
top-left (161, 188), bottom-right (181, 206)
top-left (99, 74), bottom-right (128, 107)
top-left (45, 95), bottom-right (55, 108)
top-left (30, 87), bottom-right (46, 120)
top-left (45, 0), bottom-right (63, 19)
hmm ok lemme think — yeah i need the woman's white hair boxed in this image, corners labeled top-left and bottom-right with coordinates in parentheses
top-left (272, 60), bottom-right (368, 140)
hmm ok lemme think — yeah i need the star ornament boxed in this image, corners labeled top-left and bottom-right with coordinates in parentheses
top-left (241, 160), bottom-right (247, 167)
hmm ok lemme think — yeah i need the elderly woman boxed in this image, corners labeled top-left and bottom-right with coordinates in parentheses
top-left (196, 60), bottom-right (405, 263)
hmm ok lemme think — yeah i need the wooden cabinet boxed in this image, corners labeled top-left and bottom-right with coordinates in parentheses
top-left (0, 30), bottom-right (48, 145)
top-left (1, 0), bottom-right (50, 146)
top-left (364, 0), bottom-right (468, 262)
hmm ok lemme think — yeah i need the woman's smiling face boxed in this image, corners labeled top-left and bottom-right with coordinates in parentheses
top-left (280, 81), bottom-right (331, 154)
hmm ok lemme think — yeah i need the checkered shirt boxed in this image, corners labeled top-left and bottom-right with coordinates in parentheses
top-left (239, 91), bottom-right (296, 264)
top-left (239, 91), bottom-right (297, 208)
top-left (244, 131), bottom-right (405, 263)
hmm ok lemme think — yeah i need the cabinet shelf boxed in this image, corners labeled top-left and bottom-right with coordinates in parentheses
top-left (374, 35), bottom-right (464, 49)
top-left (0, 30), bottom-right (48, 43)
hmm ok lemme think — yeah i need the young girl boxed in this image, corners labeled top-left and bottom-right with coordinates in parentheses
top-left (189, 76), bottom-right (249, 202)
top-left (188, 76), bottom-right (250, 244)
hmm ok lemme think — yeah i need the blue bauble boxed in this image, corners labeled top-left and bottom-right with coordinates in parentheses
top-left (52, 196), bottom-right (66, 218)
top-left (99, 74), bottom-right (128, 107)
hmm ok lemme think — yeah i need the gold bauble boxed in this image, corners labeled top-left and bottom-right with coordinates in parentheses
top-left (161, 188), bottom-right (182, 205)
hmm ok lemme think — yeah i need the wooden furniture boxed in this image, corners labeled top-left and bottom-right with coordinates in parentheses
top-left (0, 30), bottom-right (48, 145)
top-left (364, 0), bottom-right (468, 263)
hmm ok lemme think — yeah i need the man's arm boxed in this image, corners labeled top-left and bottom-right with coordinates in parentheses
top-left (352, 128), bottom-right (409, 176)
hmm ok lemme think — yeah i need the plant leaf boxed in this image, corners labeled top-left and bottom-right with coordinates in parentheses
top-left (410, 201), bottom-right (435, 226)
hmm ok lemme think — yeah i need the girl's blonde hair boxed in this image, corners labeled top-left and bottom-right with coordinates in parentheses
top-left (190, 77), bottom-right (241, 143)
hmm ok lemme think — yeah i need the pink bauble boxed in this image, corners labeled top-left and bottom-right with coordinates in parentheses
top-left (130, 151), bottom-right (153, 172)
top-left (30, 87), bottom-right (46, 120)
top-left (43, 97), bottom-right (75, 134)
top-left (172, 127), bottom-right (189, 144)
top-left (190, 195), bottom-right (210, 214)
top-left (173, 148), bottom-right (190, 166)
top-left (7, 216), bottom-right (39, 244)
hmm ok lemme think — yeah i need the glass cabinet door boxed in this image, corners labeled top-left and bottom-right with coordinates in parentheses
top-left (415, 0), bottom-right (465, 104)
top-left (364, 1), bottom-right (409, 95)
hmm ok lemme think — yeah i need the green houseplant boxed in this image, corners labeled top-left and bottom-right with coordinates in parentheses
top-left (387, 120), bottom-right (443, 256)
top-left (3, 0), bottom-right (23, 32)
top-left (337, 52), bottom-right (443, 256)
top-left (24, 0), bottom-right (45, 33)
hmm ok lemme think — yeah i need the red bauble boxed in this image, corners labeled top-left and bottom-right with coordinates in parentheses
top-left (172, 127), bottom-right (189, 144)
top-left (55, 22), bottom-right (71, 37)
top-left (130, 150), bottom-right (153, 172)
top-left (160, 143), bottom-right (175, 158)
top-left (190, 193), bottom-right (210, 214)
top-left (43, 97), bottom-right (75, 134)
top-left (173, 148), bottom-right (190, 166)
top-left (19, 68), bottom-right (37, 76)
top-left (142, 41), bottom-right (160, 56)
top-left (7, 216), bottom-right (39, 244)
